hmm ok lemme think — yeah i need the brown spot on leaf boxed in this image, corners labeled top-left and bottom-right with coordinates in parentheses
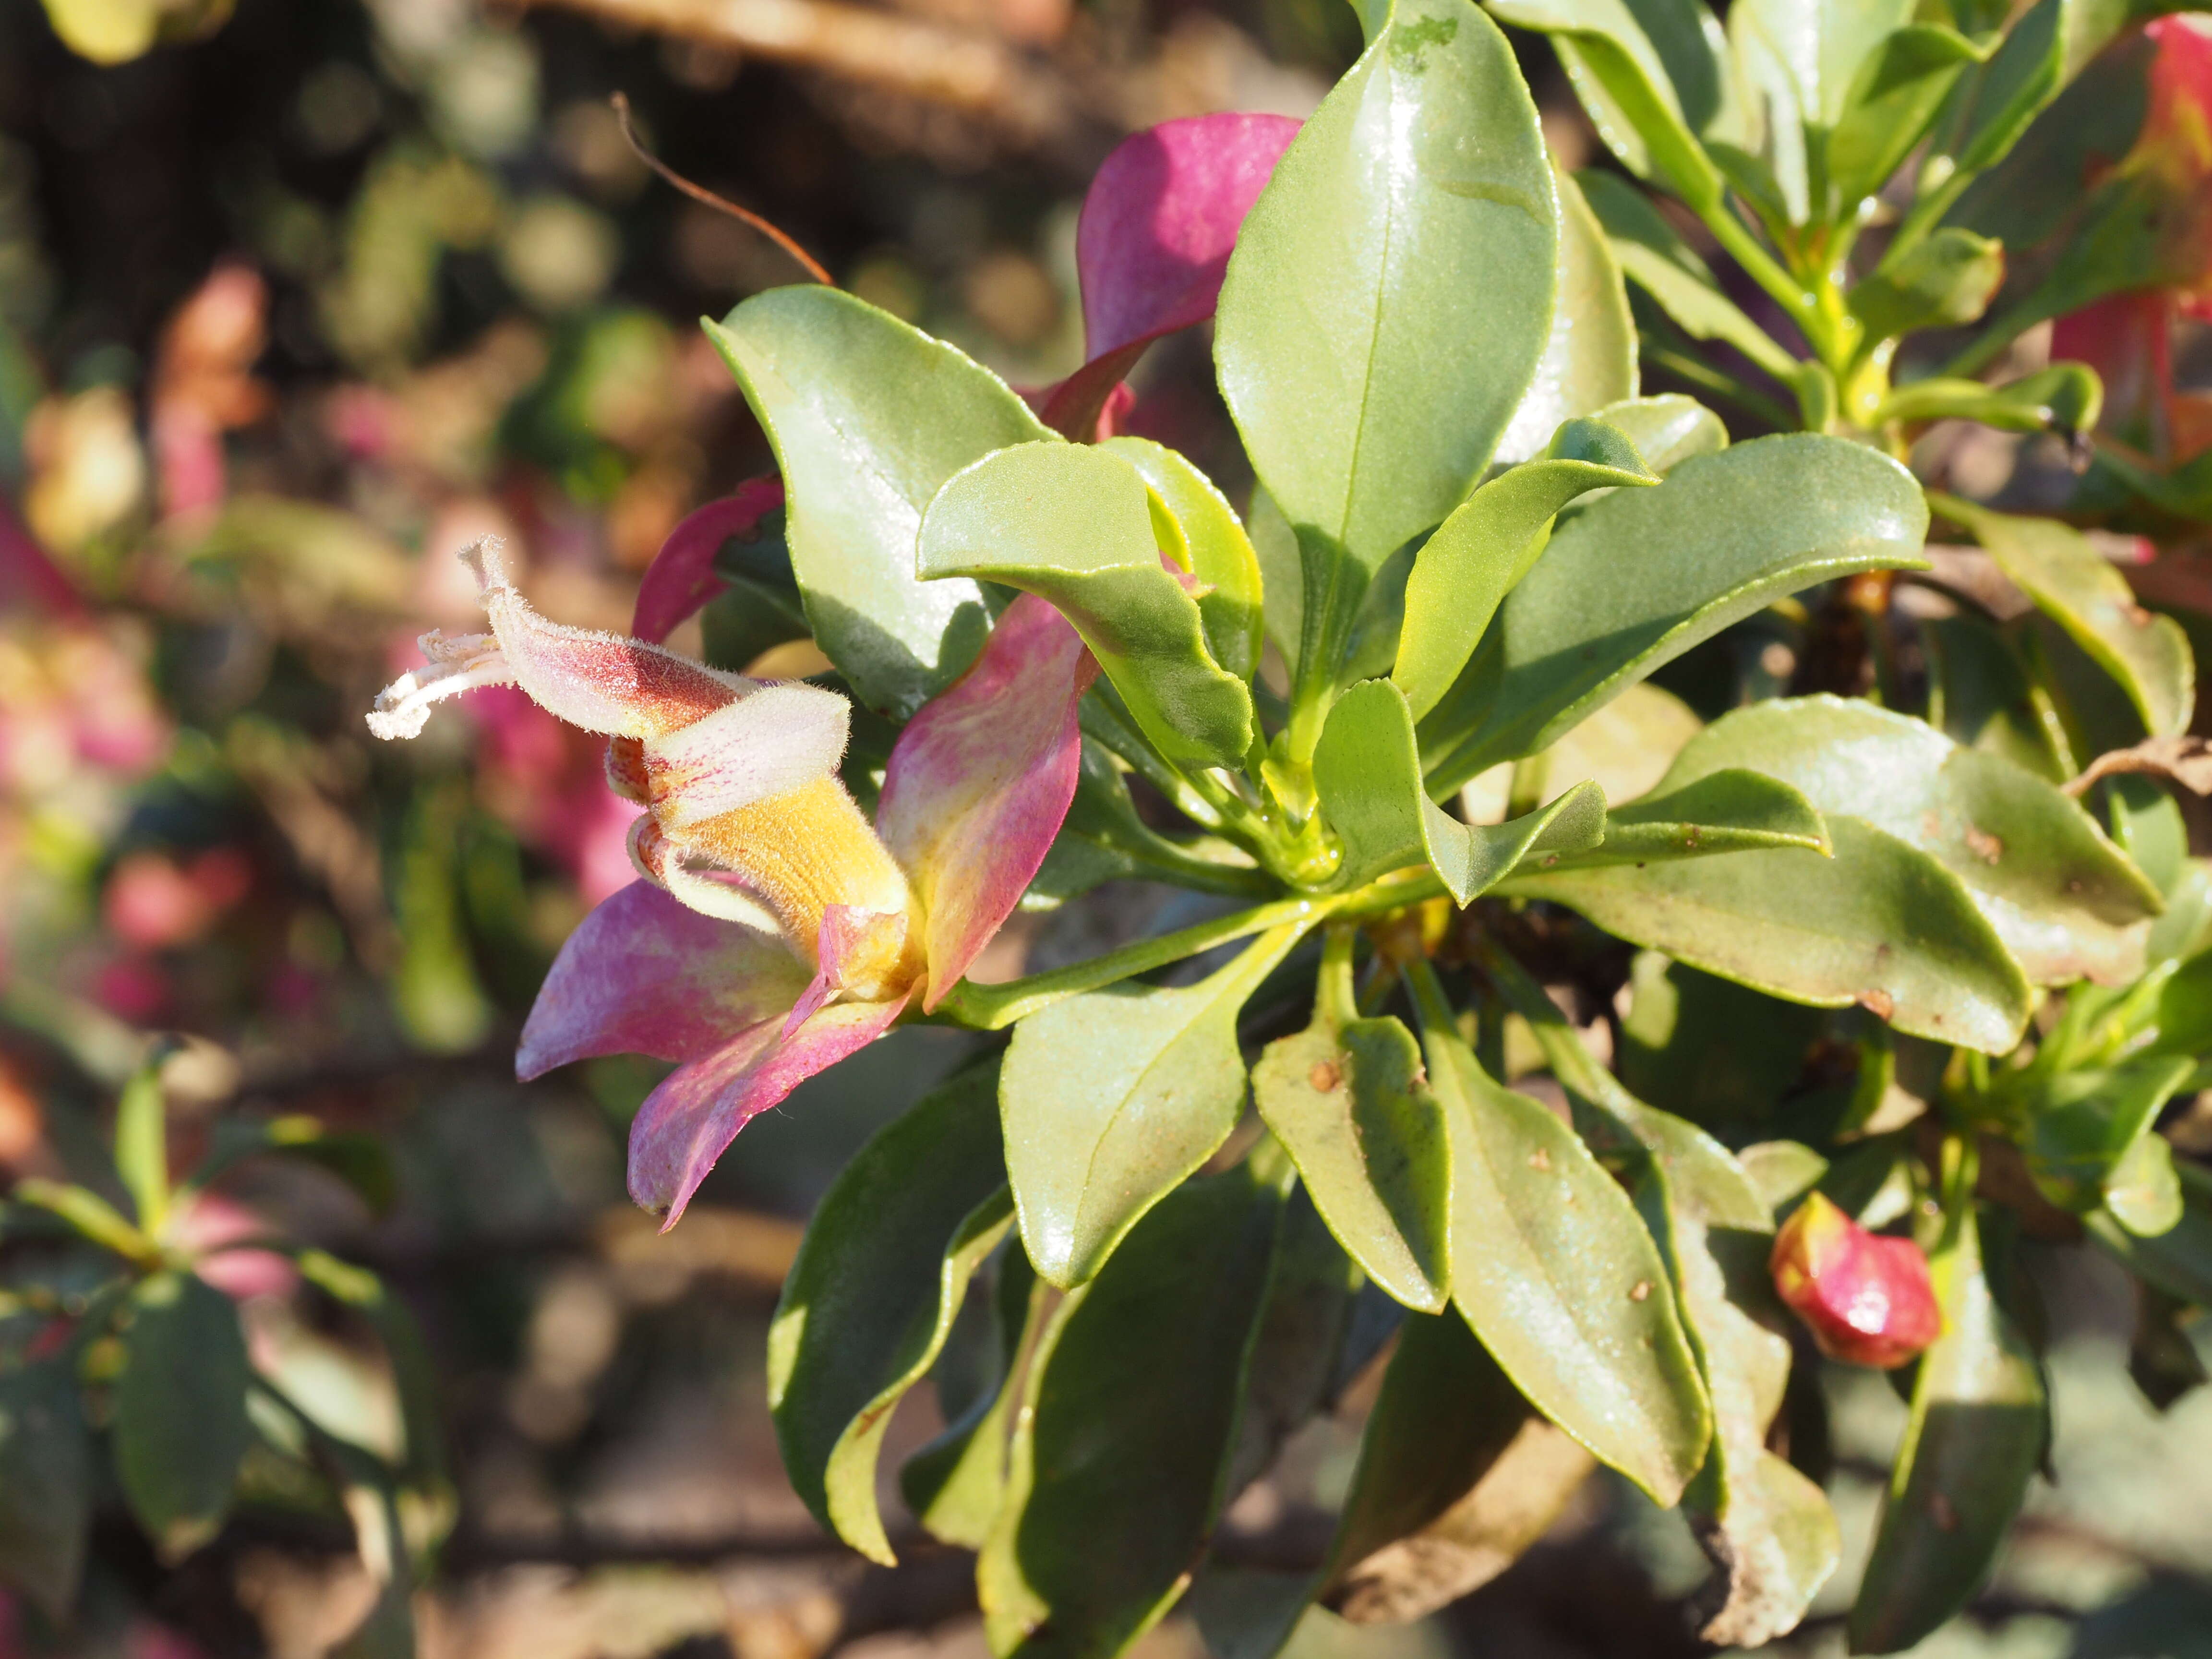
top-left (1309, 1060), bottom-right (1342, 1093)
top-left (1528, 1148), bottom-right (1552, 1172)
top-left (1860, 989), bottom-right (1896, 1020)
top-left (1629, 1280), bottom-right (1651, 1302)
top-left (1964, 826), bottom-right (2003, 865)
top-left (1930, 1492), bottom-right (1959, 1532)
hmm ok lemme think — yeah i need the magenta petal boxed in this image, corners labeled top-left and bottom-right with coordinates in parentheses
top-left (877, 594), bottom-right (1096, 1009)
top-left (628, 993), bottom-right (909, 1224)
top-left (632, 478), bottom-right (786, 644)
top-left (518, 880), bottom-right (811, 1078)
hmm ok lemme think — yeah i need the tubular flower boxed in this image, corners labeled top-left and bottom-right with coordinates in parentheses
top-left (1769, 1192), bottom-right (1943, 1369)
top-left (369, 541), bottom-right (1095, 1224)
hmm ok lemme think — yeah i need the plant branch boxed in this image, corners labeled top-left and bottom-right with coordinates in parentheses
top-left (611, 92), bottom-right (834, 285)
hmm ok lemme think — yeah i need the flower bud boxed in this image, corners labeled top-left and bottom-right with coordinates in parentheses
top-left (1769, 1191), bottom-right (1942, 1369)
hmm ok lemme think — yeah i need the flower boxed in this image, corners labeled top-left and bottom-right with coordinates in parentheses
top-left (1769, 1191), bottom-right (1943, 1369)
top-left (369, 539), bottom-right (1095, 1223)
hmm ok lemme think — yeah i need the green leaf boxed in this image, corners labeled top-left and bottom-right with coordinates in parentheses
top-left (1324, 1310), bottom-right (1594, 1621)
top-left (1250, 932), bottom-right (1452, 1311)
top-left (1409, 975), bottom-right (1713, 1505)
top-left (1223, 1176), bottom-right (1362, 1497)
top-left (1848, 229), bottom-right (2006, 342)
top-left (1850, 1159), bottom-right (2047, 1655)
top-left (2023, 1053), bottom-right (2193, 1225)
top-left (1489, 0), bottom-right (1729, 207)
top-left (980, 1167), bottom-right (1282, 1659)
top-left (1933, 494), bottom-right (2193, 738)
top-left (0, 1363), bottom-right (91, 1621)
top-left (1395, 418), bottom-right (1657, 721)
top-left (1577, 171), bottom-right (1796, 377)
top-left (1732, 0), bottom-right (1914, 129)
top-left (1318, 679), bottom-right (1607, 902)
top-left (1507, 817), bottom-right (2032, 1052)
top-left (919, 441), bottom-right (1255, 769)
top-left (113, 1061), bottom-right (168, 1232)
top-left (114, 1270), bottom-right (254, 1557)
top-left (1496, 168), bottom-right (1640, 465)
top-left (1942, 0), bottom-right (2080, 176)
top-left (902, 1247), bottom-right (1036, 1549)
top-left (1215, 0), bottom-right (1558, 577)
top-left (1881, 366), bottom-right (2103, 444)
top-left (704, 289), bottom-right (1050, 717)
top-left (1421, 435), bottom-right (1931, 792)
top-left (1619, 954), bottom-right (1827, 1126)
top-left (1101, 437), bottom-right (1266, 685)
top-left (1593, 393), bottom-right (1728, 472)
top-left (1001, 922), bottom-right (1313, 1287)
top-left (768, 1061), bottom-right (1012, 1565)
top-left (1659, 696), bottom-right (2163, 985)
top-left (1923, 611), bottom-right (2067, 780)
top-left (1824, 25), bottom-right (1984, 213)
top-left (1479, 949), bottom-right (1837, 1644)
top-left (2088, 1161), bottom-right (2212, 1308)
top-left (1540, 768), bottom-right (1830, 867)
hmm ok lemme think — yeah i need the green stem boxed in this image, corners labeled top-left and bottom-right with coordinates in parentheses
top-left (1699, 200), bottom-right (1828, 358)
top-left (1876, 165), bottom-right (1978, 278)
top-left (1400, 955), bottom-right (1457, 1037)
top-left (1080, 697), bottom-right (1222, 831)
top-left (1639, 341), bottom-right (1798, 431)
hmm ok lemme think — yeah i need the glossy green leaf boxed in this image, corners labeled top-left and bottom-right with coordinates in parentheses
top-left (980, 1167), bottom-right (1282, 1659)
top-left (1850, 1165), bottom-right (2046, 1655)
top-left (114, 1269), bottom-right (254, 1557)
top-left (2024, 1054), bottom-right (2192, 1225)
top-left (1507, 817), bottom-right (2032, 1052)
top-left (1324, 1310), bottom-right (1593, 1622)
top-left (1933, 494), bottom-right (2193, 739)
top-left (1942, 0), bottom-right (2095, 176)
top-left (1577, 171), bottom-right (1796, 377)
top-left (1250, 932), bottom-right (1452, 1311)
top-left (1001, 922), bottom-right (1312, 1287)
top-left (1619, 954), bottom-right (1827, 1126)
top-left (1223, 1175), bottom-right (1362, 1497)
top-left (1215, 0), bottom-right (1558, 577)
top-left (1101, 436), bottom-right (1265, 684)
top-left (1411, 982), bottom-right (1713, 1505)
top-left (704, 290), bottom-right (1048, 717)
top-left (1496, 168), bottom-right (1639, 466)
top-left (1490, 0), bottom-right (1728, 207)
top-left (1421, 435), bottom-right (1931, 792)
top-left (1593, 393), bottom-right (1728, 471)
top-left (1732, 0), bottom-right (1913, 131)
top-left (1824, 25), bottom-right (1983, 213)
top-left (1463, 681), bottom-right (1706, 823)
top-left (768, 1062), bottom-right (1012, 1565)
top-left (1395, 418), bottom-right (1657, 721)
top-left (1848, 228), bottom-right (2005, 343)
top-left (1484, 951), bottom-right (1837, 1645)
top-left (1540, 767), bottom-right (1829, 867)
top-left (1660, 697), bottom-right (2163, 985)
top-left (1881, 365), bottom-right (2103, 443)
top-left (1318, 679), bottom-right (1607, 902)
top-left (920, 442), bottom-right (1254, 769)
top-left (0, 1363), bottom-right (90, 1621)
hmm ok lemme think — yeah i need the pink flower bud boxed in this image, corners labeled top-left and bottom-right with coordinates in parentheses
top-left (1769, 1191), bottom-right (1942, 1369)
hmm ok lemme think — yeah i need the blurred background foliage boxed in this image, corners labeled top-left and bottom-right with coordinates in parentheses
top-left (0, 0), bottom-right (2209, 1655)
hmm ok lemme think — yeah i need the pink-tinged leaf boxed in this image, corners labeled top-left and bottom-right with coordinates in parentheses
top-left (2055, 291), bottom-right (2172, 437)
top-left (877, 594), bottom-right (1095, 1009)
top-left (1041, 113), bottom-right (1299, 438)
top-left (518, 880), bottom-right (810, 1078)
top-left (633, 478), bottom-right (785, 644)
top-left (629, 992), bottom-right (910, 1225)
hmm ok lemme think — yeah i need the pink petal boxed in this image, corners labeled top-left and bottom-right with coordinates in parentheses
top-left (518, 880), bottom-right (811, 1078)
top-left (1042, 113), bottom-right (1299, 438)
top-left (628, 992), bottom-right (910, 1224)
top-left (633, 478), bottom-right (786, 645)
top-left (877, 594), bottom-right (1096, 1009)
